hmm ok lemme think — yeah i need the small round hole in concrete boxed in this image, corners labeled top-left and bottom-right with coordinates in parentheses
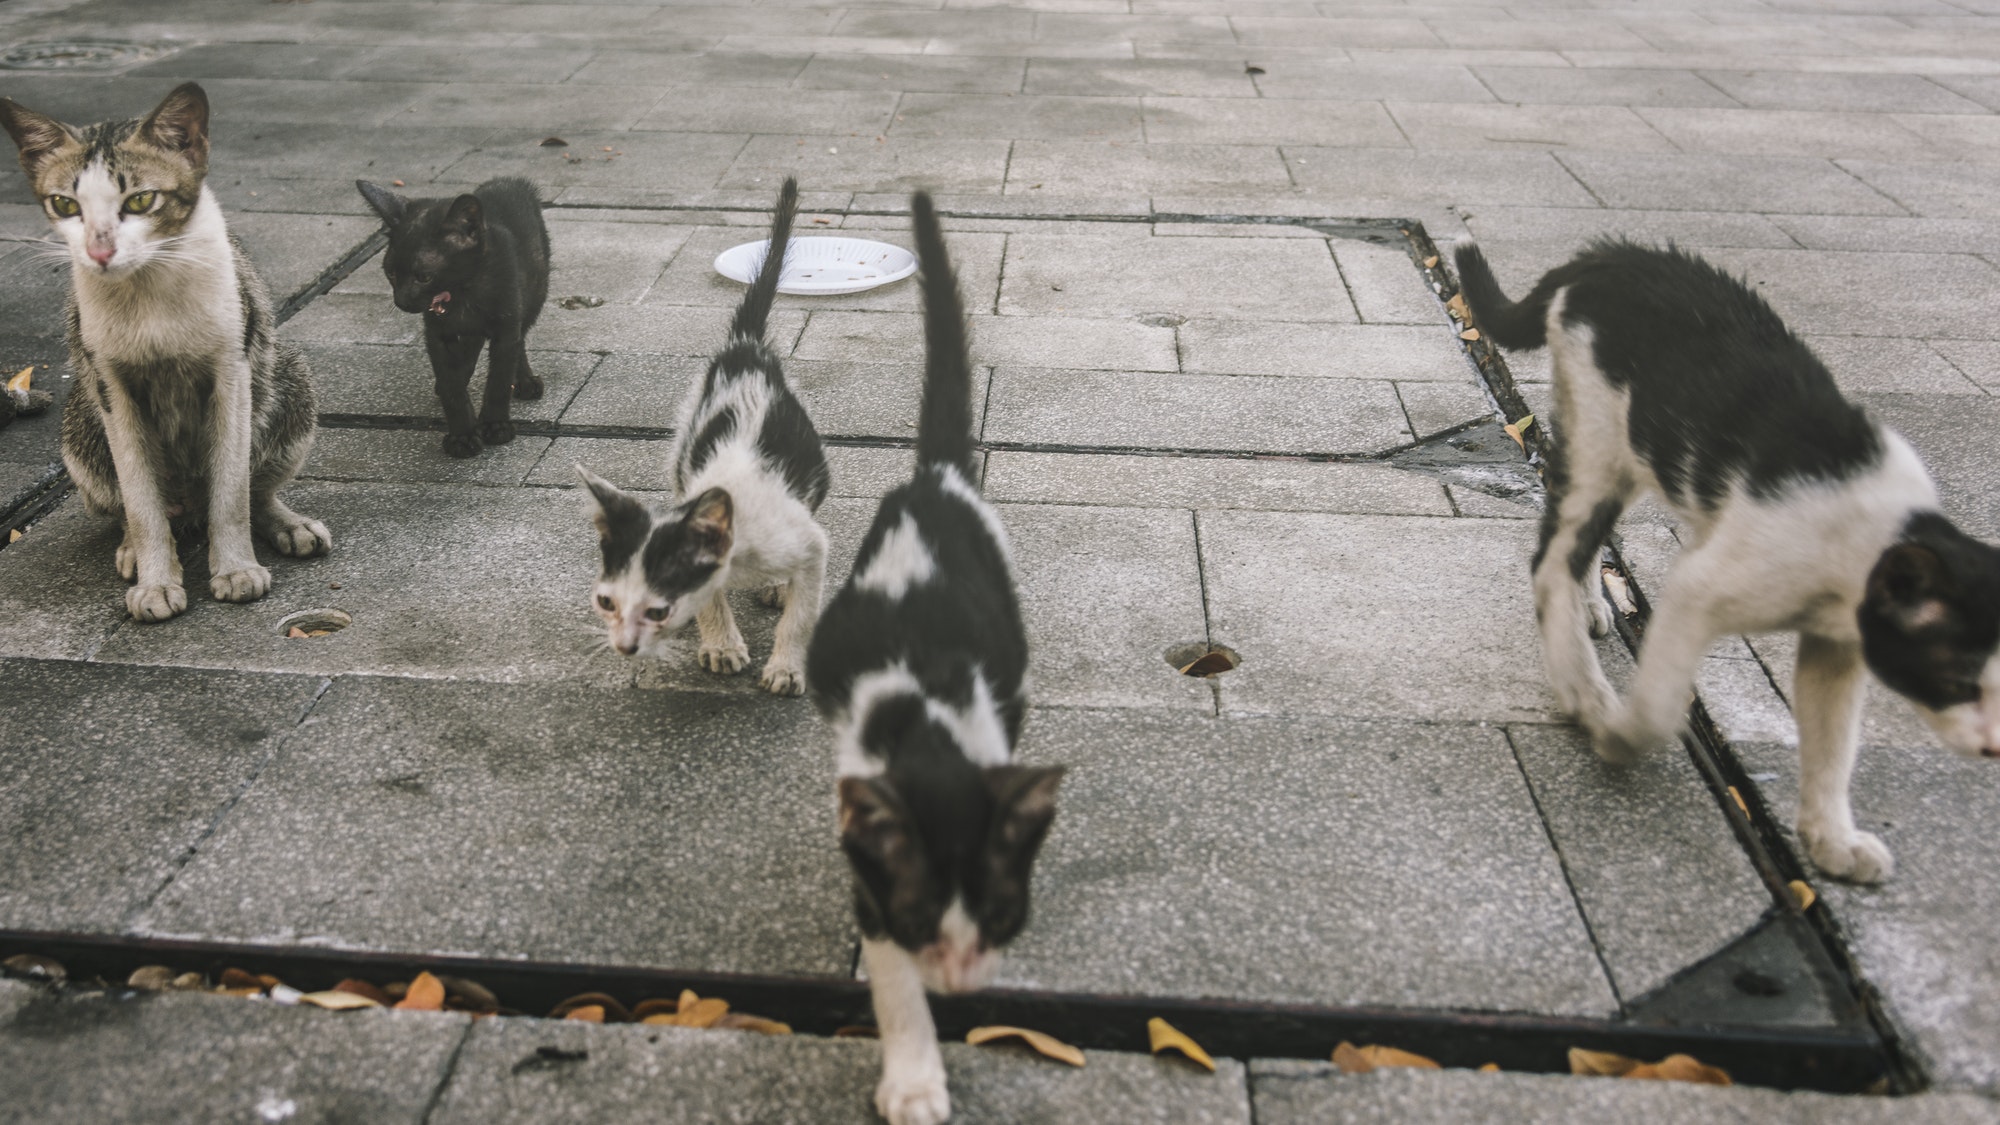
top-left (279, 608), bottom-right (351, 639)
top-left (1166, 642), bottom-right (1240, 678)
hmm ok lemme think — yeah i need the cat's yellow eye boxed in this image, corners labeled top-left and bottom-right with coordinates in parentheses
top-left (47, 195), bottom-right (79, 218)
top-left (121, 191), bottom-right (156, 215)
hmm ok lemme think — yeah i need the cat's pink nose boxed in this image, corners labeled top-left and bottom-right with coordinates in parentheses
top-left (87, 244), bottom-right (116, 265)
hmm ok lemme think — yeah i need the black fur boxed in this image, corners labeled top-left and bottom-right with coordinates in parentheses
top-left (1861, 512), bottom-right (2000, 711)
top-left (357, 176), bottom-right (550, 458)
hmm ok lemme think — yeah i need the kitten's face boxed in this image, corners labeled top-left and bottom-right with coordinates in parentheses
top-left (1860, 530), bottom-right (2000, 758)
top-left (840, 748), bottom-right (1063, 994)
top-left (356, 182), bottom-right (485, 316)
top-left (0, 83), bottom-right (210, 278)
top-left (576, 467), bottom-right (733, 657)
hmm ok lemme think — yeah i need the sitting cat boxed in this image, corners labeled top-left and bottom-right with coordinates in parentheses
top-left (1456, 239), bottom-right (2000, 884)
top-left (355, 176), bottom-right (548, 459)
top-left (807, 193), bottom-right (1063, 1125)
top-left (577, 177), bottom-right (829, 696)
top-left (0, 82), bottom-right (329, 622)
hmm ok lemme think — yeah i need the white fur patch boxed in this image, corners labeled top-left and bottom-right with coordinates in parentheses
top-left (857, 514), bottom-right (936, 600)
top-left (934, 463), bottom-right (1012, 564)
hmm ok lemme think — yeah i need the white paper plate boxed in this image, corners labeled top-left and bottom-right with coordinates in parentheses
top-left (713, 236), bottom-right (917, 296)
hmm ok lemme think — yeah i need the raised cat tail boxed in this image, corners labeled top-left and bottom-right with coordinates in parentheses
top-left (730, 176), bottom-right (800, 343)
top-left (911, 191), bottom-right (976, 479)
top-left (1452, 242), bottom-right (1551, 351)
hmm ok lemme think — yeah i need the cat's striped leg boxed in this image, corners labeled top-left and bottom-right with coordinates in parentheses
top-left (1532, 462), bottom-right (1626, 729)
top-left (94, 381), bottom-right (184, 621)
top-left (252, 344), bottom-right (330, 557)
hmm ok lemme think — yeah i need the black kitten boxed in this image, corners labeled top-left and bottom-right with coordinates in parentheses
top-left (807, 193), bottom-right (1062, 1125)
top-left (1457, 238), bottom-right (2000, 886)
top-left (356, 176), bottom-right (550, 458)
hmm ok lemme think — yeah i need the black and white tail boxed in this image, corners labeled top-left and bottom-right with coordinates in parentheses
top-left (911, 191), bottom-right (976, 479)
top-left (730, 176), bottom-right (800, 343)
top-left (1453, 242), bottom-right (1565, 352)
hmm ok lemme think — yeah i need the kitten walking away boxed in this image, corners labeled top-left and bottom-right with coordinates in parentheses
top-left (1456, 239), bottom-right (2000, 884)
top-left (355, 176), bottom-right (549, 458)
top-left (808, 193), bottom-right (1064, 1125)
top-left (0, 83), bottom-right (329, 622)
top-left (577, 177), bottom-right (830, 696)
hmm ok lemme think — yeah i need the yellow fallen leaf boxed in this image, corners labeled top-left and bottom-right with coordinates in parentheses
top-left (299, 990), bottom-right (382, 1011)
top-left (1146, 1018), bottom-right (1215, 1072)
top-left (394, 971), bottom-right (445, 1011)
top-left (287, 626), bottom-right (309, 639)
top-left (5, 365), bottom-right (29, 393)
top-left (1332, 1042), bottom-right (1440, 1073)
top-left (1460, 328), bottom-right (1480, 341)
top-left (1446, 293), bottom-right (1469, 321)
top-left (1569, 1047), bottom-right (1636, 1077)
top-left (1478, 1062), bottom-right (1501, 1073)
top-left (1629, 1054), bottom-right (1731, 1086)
top-left (7, 528), bottom-right (19, 544)
top-left (966, 1026), bottom-right (1085, 1067)
top-left (1423, 255), bottom-right (1439, 268)
top-left (565, 1005), bottom-right (605, 1023)
top-left (1728, 786), bottom-right (1748, 815)
top-left (1502, 414), bottom-right (1535, 450)
top-left (1789, 879), bottom-right (1816, 911)
top-left (714, 1013), bottom-right (792, 1035)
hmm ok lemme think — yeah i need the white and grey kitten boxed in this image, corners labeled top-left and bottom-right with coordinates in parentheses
top-left (1458, 240), bottom-right (2000, 885)
top-left (0, 82), bottom-right (329, 623)
top-left (577, 178), bottom-right (830, 695)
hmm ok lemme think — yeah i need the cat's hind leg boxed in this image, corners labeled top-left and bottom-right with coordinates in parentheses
top-left (761, 523), bottom-right (826, 696)
top-left (1589, 541), bottom-right (1734, 763)
top-left (696, 592), bottom-right (750, 674)
top-left (251, 346), bottom-right (332, 558)
top-left (1533, 450), bottom-right (1629, 729)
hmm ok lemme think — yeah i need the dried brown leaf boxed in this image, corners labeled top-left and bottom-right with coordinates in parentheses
top-left (834, 1026), bottom-right (879, 1039)
top-left (1728, 786), bottom-right (1748, 815)
top-left (1460, 328), bottom-right (1480, 341)
top-left (566, 1005), bottom-right (606, 1023)
top-left (126, 965), bottom-right (175, 991)
top-left (169, 972), bottom-right (206, 992)
top-left (440, 976), bottom-right (499, 1013)
top-left (540, 137), bottom-right (567, 147)
top-left (714, 1013), bottom-right (792, 1036)
top-left (1423, 256), bottom-right (1439, 269)
top-left (1146, 1018), bottom-right (1216, 1072)
top-left (1332, 1042), bottom-right (1440, 1073)
top-left (1569, 1047), bottom-right (1637, 1077)
top-left (1178, 651), bottom-right (1237, 677)
top-left (220, 968), bottom-right (262, 991)
top-left (549, 992), bottom-right (629, 1022)
top-left (1628, 1054), bottom-right (1731, 1086)
top-left (7, 529), bottom-right (19, 544)
top-left (300, 990), bottom-right (382, 1011)
top-left (2, 954), bottom-right (65, 981)
top-left (966, 1026), bottom-right (1086, 1067)
top-left (1478, 1062), bottom-right (1501, 1073)
top-left (287, 626), bottom-right (309, 639)
top-left (1502, 414), bottom-right (1535, 450)
top-left (333, 979), bottom-right (391, 1006)
top-left (1789, 880), bottom-right (1816, 911)
top-left (394, 971), bottom-right (446, 1011)
top-left (6, 365), bottom-right (31, 393)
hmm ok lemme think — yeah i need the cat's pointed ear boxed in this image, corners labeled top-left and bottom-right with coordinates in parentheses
top-left (140, 82), bottom-right (209, 168)
top-left (984, 765), bottom-right (1064, 851)
top-left (686, 487), bottom-right (734, 559)
top-left (839, 776), bottom-right (917, 865)
top-left (443, 193), bottom-right (484, 246)
top-left (355, 180), bottom-right (407, 225)
top-left (575, 465), bottom-right (647, 542)
top-left (0, 99), bottom-right (78, 175)
top-left (1867, 542), bottom-right (1959, 633)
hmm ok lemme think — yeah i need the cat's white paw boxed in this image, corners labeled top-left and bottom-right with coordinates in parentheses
top-left (760, 661), bottom-right (807, 696)
top-left (1585, 711), bottom-right (1650, 765)
top-left (267, 518), bottom-right (332, 558)
top-left (127, 582), bottom-right (187, 622)
top-left (210, 564), bottom-right (272, 603)
top-left (1586, 586), bottom-right (1615, 638)
top-left (875, 1065), bottom-right (950, 1125)
top-left (699, 641), bottom-right (750, 674)
top-left (1803, 826), bottom-right (1894, 885)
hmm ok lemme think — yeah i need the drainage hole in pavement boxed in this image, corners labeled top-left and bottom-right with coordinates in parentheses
top-left (1166, 642), bottom-right (1240, 678)
top-left (279, 608), bottom-right (352, 639)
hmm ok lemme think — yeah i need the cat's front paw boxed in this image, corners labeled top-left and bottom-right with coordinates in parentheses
top-left (513, 373), bottom-right (544, 401)
top-left (115, 540), bottom-right (139, 582)
top-left (699, 640), bottom-right (750, 674)
top-left (127, 582), bottom-right (187, 623)
top-left (875, 1064), bottom-right (950, 1125)
top-left (267, 518), bottom-right (332, 558)
top-left (479, 419), bottom-right (516, 446)
top-left (1586, 586), bottom-right (1616, 638)
top-left (760, 660), bottom-right (807, 696)
top-left (442, 431), bottom-right (484, 459)
top-left (210, 564), bottom-right (272, 604)
top-left (1585, 712), bottom-right (1650, 766)
top-left (1803, 826), bottom-right (1894, 885)
top-left (758, 583), bottom-right (787, 609)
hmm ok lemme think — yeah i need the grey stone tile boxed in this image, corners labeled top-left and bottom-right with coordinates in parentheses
top-left (1203, 511), bottom-right (1581, 723)
top-left (126, 42), bottom-right (377, 81)
top-left (1229, 16), bottom-right (1443, 49)
top-left (346, 45), bottom-right (598, 84)
top-left (136, 677), bottom-right (855, 976)
top-left (0, 659), bottom-right (325, 932)
top-left (536, 303), bottom-right (808, 355)
top-left (1026, 57), bottom-right (1259, 97)
top-left (1396, 378), bottom-right (1492, 439)
top-left (1004, 504), bottom-right (1212, 712)
top-left (302, 428), bottom-right (555, 486)
top-left (1007, 709), bottom-right (1617, 1014)
top-left (433, 1020), bottom-right (1251, 1125)
top-left (534, 437), bottom-right (921, 499)
top-left (984, 368), bottom-right (1412, 454)
top-left (1470, 66), bottom-right (1741, 108)
top-left (983, 451), bottom-right (1454, 515)
top-left (1507, 724), bottom-right (1770, 1002)
top-left (1250, 61), bottom-right (1494, 103)
top-left (891, 92), bottom-right (1142, 141)
top-left (1333, 239), bottom-right (1441, 324)
top-left (1459, 206), bottom-right (1798, 248)
top-left (635, 87), bottom-right (899, 134)
top-left (1634, 107), bottom-right (1935, 160)
top-left (998, 233), bottom-right (1355, 322)
top-left (797, 311), bottom-right (1181, 372)
top-left (1931, 73), bottom-right (2000, 112)
top-left (214, 124), bottom-right (505, 186)
top-left (1806, 335), bottom-right (1984, 397)
top-left (641, 225), bottom-right (1001, 317)
top-left (229, 211), bottom-right (382, 306)
top-left (1701, 247), bottom-right (2000, 340)
top-left (1928, 337), bottom-right (2000, 390)
top-left (1889, 114), bottom-right (2000, 164)
top-left (304, 344), bottom-right (599, 424)
top-left (1004, 140), bottom-right (1295, 197)
top-left (1864, 393), bottom-right (2000, 541)
top-left (1432, 18), bottom-right (1653, 50)
top-left (791, 359), bottom-right (993, 439)
top-left (554, 352), bottom-right (704, 430)
top-left (1143, 97), bottom-right (1406, 147)
top-left (1285, 148), bottom-right (1599, 208)
top-left (1389, 103), bottom-right (1676, 152)
top-left (834, 7), bottom-right (1036, 39)
top-left (1701, 69), bottom-right (1989, 114)
top-left (714, 35), bottom-right (928, 56)
top-left (0, 501), bottom-right (133, 661)
top-left (282, 293), bottom-right (426, 347)
top-left (0, 990), bottom-right (464, 1125)
top-left (568, 49), bottom-right (811, 88)
top-left (1769, 214), bottom-right (2000, 255)
top-left (1558, 152), bottom-right (1906, 215)
top-left (796, 53), bottom-right (1027, 93)
top-left (1839, 159), bottom-right (2000, 219)
top-left (1250, 1064), bottom-right (2000, 1124)
top-left (721, 134), bottom-right (1013, 193)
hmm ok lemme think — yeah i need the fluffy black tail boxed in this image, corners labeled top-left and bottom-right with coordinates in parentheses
top-left (911, 192), bottom-right (976, 478)
top-left (731, 177), bottom-right (799, 342)
top-left (1452, 242), bottom-right (1553, 351)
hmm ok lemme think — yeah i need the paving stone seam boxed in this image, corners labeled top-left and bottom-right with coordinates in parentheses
top-left (416, 1018), bottom-right (476, 1125)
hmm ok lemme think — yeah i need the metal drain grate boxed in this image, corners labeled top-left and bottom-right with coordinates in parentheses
top-left (0, 41), bottom-right (173, 71)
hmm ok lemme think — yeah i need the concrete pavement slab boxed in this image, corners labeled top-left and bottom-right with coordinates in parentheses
top-left (552, 353), bottom-right (705, 430)
top-left (1457, 206), bottom-right (1799, 248)
top-left (891, 92), bottom-right (1142, 141)
top-left (1248, 61), bottom-right (1494, 103)
top-left (1003, 708), bottom-right (1618, 1014)
top-left (1806, 335), bottom-right (1984, 397)
top-left (1283, 148), bottom-right (1599, 208)
top-left (1142, 97), bottom-right (1406, 147)
top-left (1633, 108), bottom-right (1936, 160)
top-left (440, 130), bottom-right (749, 193)
top-left (642, 226), bottom-right (1001, 317)
top-left (796, 54), bottom-right (1027, 94)
top-left (1863, 393), bottom-right (2000, 540)
top-left (533, 438), bottom-right (923, 500)
top-left (1026, 57), bottom-right (1258, 98)
top-left (982, 452), bottom-right (1454, 516)
top-left (997, 233), bottom-right (1355, 322)
top-left (719, 134), bottom-right (1014, 194)
top-left (125, 42), bottom-right (376, 81)
top-left (1002, 140), bottom-right (1294, 197)
top-left (1331, 239), bottom-right (1441, 324)
top-left (303, 344), bottom-right (599, 423)
top-left (0, 659), bottom-right (325, 933)
top-left (1700, 248), bottom-right (2000, 340)
top-left (345, 45), bottom-right (600, 85)
top-left (1838, 159), bottom-right (2000, 219)
top-left (567, 49), bottom-right (809, 89)
top-left (1395, 378), bottom-right (1493, 440)
top-left (1700, 69), bottom-right (1989, 114)
top-left (797, 311), bottom-right (1181, 372)
top-left (1388, 103), bottom-right (1677, 153)
top-left (1558, 152), bottom-right (1907, 215)
top-left (227, 212), bottom-right (381, 306)
top-left (635, 87), bottom-right (898, 135)
top-left (301, 429), bottom-right (557, 487)
top-left (1926, 337), bottom-right (2000, 390)
top-left (1177, 321), bottom-right (1471, 381)
top-left (1469, 66), bottom-right (1741, 108)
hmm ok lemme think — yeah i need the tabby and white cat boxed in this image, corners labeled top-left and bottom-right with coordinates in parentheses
top-left (1456, 239), bottom-right (2000, 884)
top-left (0, 82), bottom-right (328, 622)
top-left (578, 177), bottom-right (829, 695)
top-left (807, 194), bottom-right (1063, 1125)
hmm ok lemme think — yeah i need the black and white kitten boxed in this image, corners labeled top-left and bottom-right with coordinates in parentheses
top-left (355, 176), bottom-right (549, 459)
top-left (1457, 239), bottom-right (2000, 885)
top-left (577, 177), bottom-right (830, 696)
top-left (807, 193), bottom-right (1063, 1125)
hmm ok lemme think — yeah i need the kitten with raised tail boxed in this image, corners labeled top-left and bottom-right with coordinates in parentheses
top-left (0, 82), bottom-right (329, 622)
top-left (355, 176), bottom-right (549, 459)
top-left (807, 193), bottom-right (1063, 1125)
top-left (1456, 239), bottom-right (2000, 885)
top-left (577, 177), bottom-right (829, 696)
